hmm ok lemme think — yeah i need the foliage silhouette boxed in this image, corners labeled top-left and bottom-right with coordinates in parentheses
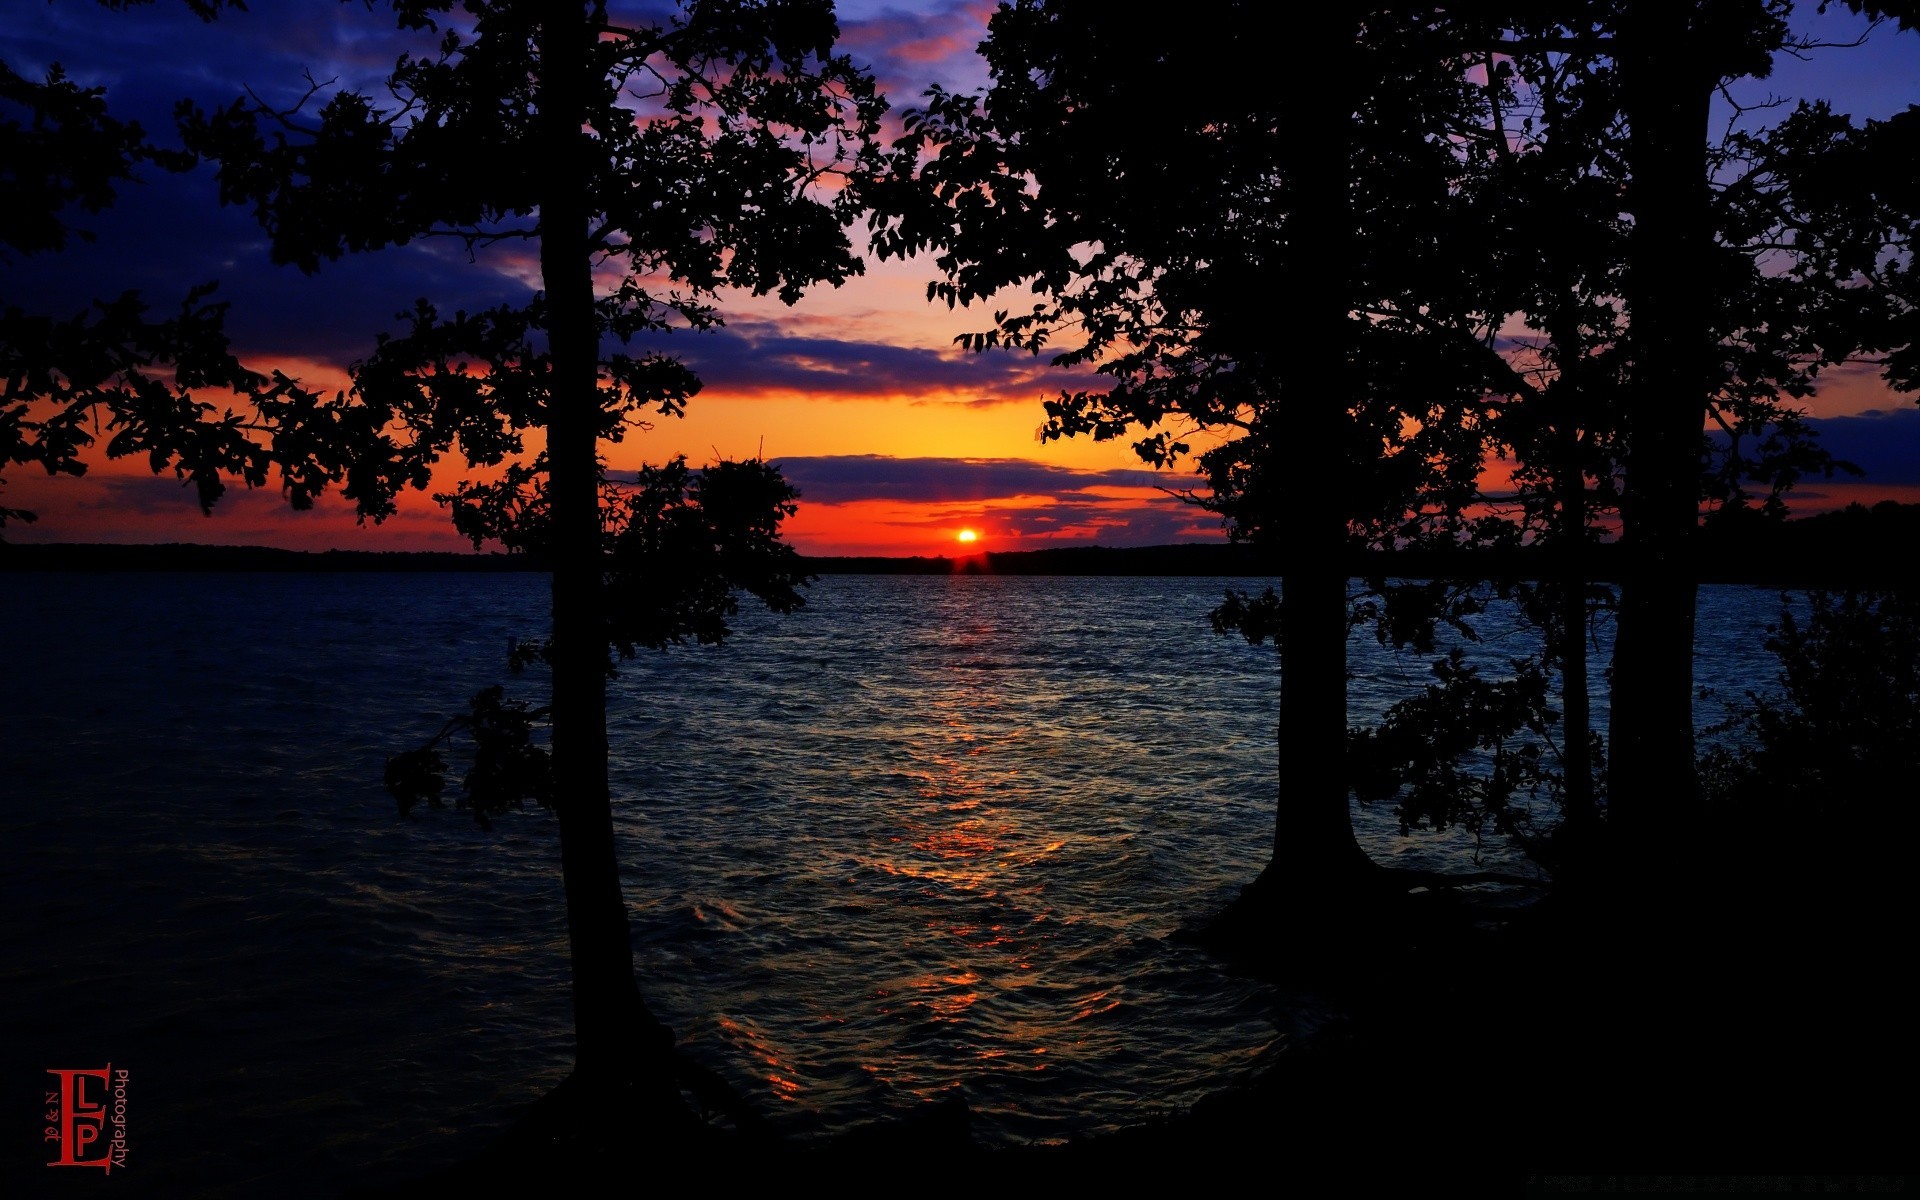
top-left (0, 1), bottom-right (286, 535)
top-left (1478, 5), bottom-right (1918, 879)
top-left (871, 2), bottom-right (1521, 901)
top-left (1550, 1), bottom-right (1920, 858)
top-left (1, 60), bottom-right (172, 260)
top-left (1348, 650), bottom-right (1561, 859)
top-left (1291, 4), bottom-right (1920, 884)
top-left (869, 2), bottom-right (1920, 905)
top-left (1700, 586), bottom-right (1920, 815)
top-left (176, 0), bottom-right (879, 1121)
top-left (386, 685), bottom-right (554, 827)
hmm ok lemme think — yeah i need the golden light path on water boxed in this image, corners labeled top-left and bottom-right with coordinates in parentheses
top-left (2, 571), bottom-right (1794, 1191)
top-left (617, 576), bottom-right (1348, 1142)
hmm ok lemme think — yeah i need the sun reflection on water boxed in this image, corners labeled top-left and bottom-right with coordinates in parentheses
top-left (606, 576), bottom-right (1307, 1142)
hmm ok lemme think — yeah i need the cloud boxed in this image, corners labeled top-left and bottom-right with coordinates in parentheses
top-left (2, 152), bottom-right (529, 371)
top-left (5, 459), bottom-right (473, 551)
top-left (5, 5), bottom-right (1042, 401)
top-left (770, 453), bottom-right (1226, 554)
top-left (1808, 408), bottom-right (1920, 487)
top-left (652, 323), bottom-right (1082, 399)
top-left (7, 3), bottom-right (1058, 404)
top-left (768, 454), bottom-right (1175, 505)
top-left (839, 1), bottom-right (994, 105)
top-left (972, 495), bottom-right (1221, 546)
top-left (13, 3), bottom-right (449, 145)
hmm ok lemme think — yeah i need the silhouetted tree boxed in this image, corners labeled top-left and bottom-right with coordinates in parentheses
top-left (1345, 5), bottom-right (1919, 883)
top-left (1470, 5), bottom-right (1918, 878)
top-left (168, 0), bottom-right (885, 1127)
top-left (1574, 1), bottom-right (1918, 868)
top-left (1700, 586), bottom-right (1920, 814)
top-left (872, 4), bottom-right (1524, 905)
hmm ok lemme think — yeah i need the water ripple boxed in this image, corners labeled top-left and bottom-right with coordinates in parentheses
top-left (0, 572), bottom-right (1788, 1194)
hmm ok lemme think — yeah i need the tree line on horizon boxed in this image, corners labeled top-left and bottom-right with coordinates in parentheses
top-left (8, 497), bottom-right (1920, 581)
top-left (3, 0), bottom-right (1918, 1150)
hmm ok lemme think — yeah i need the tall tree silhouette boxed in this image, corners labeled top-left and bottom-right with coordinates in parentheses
top-left (182, 0), bottom-right (883, 1121)
top-left (872, 3), bottom-right (1514, 902)
top-left (1606, 2), bottom-right (1760, 853)
top-left (1493, 3), bottom-right (1920, 873)
top-left (1347, 5), bottom-right (1919, 882)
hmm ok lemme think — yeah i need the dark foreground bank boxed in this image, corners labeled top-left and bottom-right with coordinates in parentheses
top-left (362, 829), bottom-right (1915, 1195)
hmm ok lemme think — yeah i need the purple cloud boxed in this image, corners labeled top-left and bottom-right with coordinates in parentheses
top-left (657, 324), bottom-right (1084, 398)
top-left (1808, 408), bottom-right (1920, 487)
top-left (768, 454), bottom-right (1177, 505)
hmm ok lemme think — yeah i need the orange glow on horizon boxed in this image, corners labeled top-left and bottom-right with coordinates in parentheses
top-left (6, 458), bottom-right (1226, 557)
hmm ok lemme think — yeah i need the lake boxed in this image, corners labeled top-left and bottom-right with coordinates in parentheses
top-left (0, 571), bottom-right (1795, 1195)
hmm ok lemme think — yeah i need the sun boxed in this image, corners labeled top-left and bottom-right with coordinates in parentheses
top-left (956, 528), bottom-right (979, 545)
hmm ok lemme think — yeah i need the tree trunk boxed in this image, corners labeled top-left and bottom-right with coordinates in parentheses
top-left (1267, 8), bottom-right (1372, 892)
top-left (1546, 302), bottom-right (1597, 846)
top-left (1556, 432), bottom-right (1597, 833)
top-left (1610, 2), bottom-right (1712, 867)
top-left (537, 6), bottom-right (677, 1104)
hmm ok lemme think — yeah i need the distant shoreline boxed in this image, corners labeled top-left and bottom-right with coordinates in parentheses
top-left (5, 500), bottom-right (1917, 585)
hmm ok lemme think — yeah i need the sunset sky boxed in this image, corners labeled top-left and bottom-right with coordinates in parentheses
top-left (4, 1), bottom-right (1919, 556)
